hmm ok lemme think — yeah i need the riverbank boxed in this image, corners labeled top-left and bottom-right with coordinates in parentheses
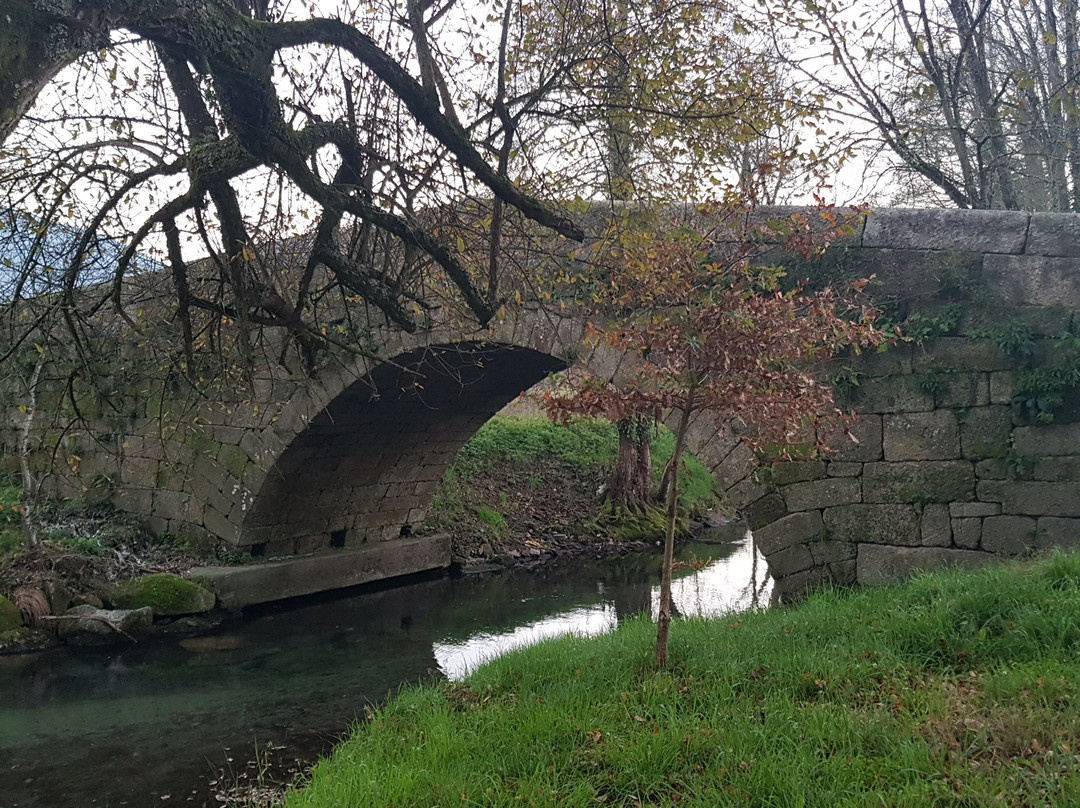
top-left (284, 551), bottom-right (1080, 807)
top-left (0, 416), bottom-right (722, 651)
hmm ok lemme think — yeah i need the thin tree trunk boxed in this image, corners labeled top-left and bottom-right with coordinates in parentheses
top-left (18, 348), bottom-right (45, 547)
top-left (655, 402), bottom-right (692, 669)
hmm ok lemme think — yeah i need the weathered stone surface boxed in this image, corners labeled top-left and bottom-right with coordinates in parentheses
top-left (959, 406), bottom-right (1013, 459)
top-left (1035, 518), bottom-right (1080, 551)
top-left (58, 606), bottom-right (153, 646)
top-left (782, 477), bottom-right (861, 511)
top-left (857, 544), bottom-right (995, 586)
top-left (1035, 456), bottom-right (1080, 482)
top-left (951, 518), bottom-right (982, 550)
top-left (727, 479), bottom-right (771, 511)
top-left (854, 377), bottom-right (934, 413)
top-left (949, 502), bottom-right (1001, 517)
top-left (754, 510), bottom-right (824, 556)
top-left (975, 458), bottom-right (1014, 481)
top-left (824, 504), bottom-right (920, 546)
top-left (110, 574), bottom-right (216, 616)
top-left (981, 515), bottom-right (1039, 555)
top-left (809, 540), bottom-right (858, 565)
top-left (769, 460), bottom-right (826, 486)
top-left (988, 372), bottom-right (1017, 405)
top-left (912, 338), bottom-right (1018, 372)
top-left (826, 416), bottom-right (882, 462)
top-left (862, 208), bottom-right (1028, 253)
top-left (766, 543), bottom-right (815, 577)
top-left (977, 480), bottom-right (1080, 517)
top-left (984, 254), bottom-right (1080, 308)
top-left (0, 595), bottom-right (21, 633)
top-left (883, 411), bottom-right (960, 461)
top-left (863, 461), bottom-right (976, 504)
top-left (827, 461), bottom-right (863, 477)
top-left (1012, 423), bottom-right (1080, 457)
top-left (743, 492), bottom-right (787, 531)
top-left (772, 560), bottom-right (857, 602)
top-left (920, 504), bottom-right (951, 547)
top-left (1026, 212), bottom-right (1080, 257)
top-left (933, 373), bottom-right (989, 408)
top-left (191, 534), bottom-right (452, 608)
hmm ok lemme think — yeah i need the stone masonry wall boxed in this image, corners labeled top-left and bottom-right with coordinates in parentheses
top-left (720, 208), bottom-right (1080, 600)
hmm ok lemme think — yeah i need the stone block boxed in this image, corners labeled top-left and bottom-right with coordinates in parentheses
top-left (921, 504), bottom-right (951, 547)
top-left (769, 460), bottom-right (826, 486)
top-left (824, 504), bottom-right (920, 546)
top-left (154, 489), bottom-right (199, 523)
top-left (981, 515), bottom-right (1039, 555)
top-left (856, 544), bottom-right (995, 587)
top-left (216, 444), bottom-right (250, 480)
top-left (809, 540), bottom-right (857, 565)
top-left (1035, 517), bottom-right (1080, 551)
top-left (883, 411), bottom-right (960, 461)
top-left (988, 372), bottom-right (1017, 405)
top-left (912, 338), bottom-right (1017, 372)
top-left (203, 504), bottom-right (240, 544)
top-left (1012, 422), bottom-right (1080, 457)
top-left (754, 510), bottom-right (824, 556)
top-left (853, 376), bottom-right (934, 413)
top-left (951, 517), bottom-right (982, 549)
top-left (984, 254), bottom-right (1080, 308)
top-left (766, 543), bottom-right (815, 578)
top-left (1034, 456), bottom-right (1080, 482)
top-left (931, 373), bottom-right (990, 408)
top-left (782, 477), bottom-right (861, 511)
top-left (862, 208), bottom-right (1028, 253)
top-left (863, 461), bottom-right (976, 504)
top-left (977, 480), bottom-right (1080, 517)
top-left (1026, 212), bottom-right (1080, 257)
top-left (743, 492), bottom-right (788, 531)
top-left (827, 461), bottom-right (863, 477)
top-left (826, 416), bottom-right (882, 462)
top-left (975, 458), bottom-right (1012, 480)
top-left (851, 345), bottom-right (914, 376)
top-left (949, 502), bottom-right (1001, 517)
top-left (728, 479), bottom-right (773, 511)
top-left (959, 406), bottom-right (1013, 460)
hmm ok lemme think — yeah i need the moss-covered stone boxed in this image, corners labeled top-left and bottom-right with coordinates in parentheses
top-left (0, 626), bottom-right (56, 654)
top-left (0, 594), bottom-right (21, 632)
top-left (110, 574), bottom-right (216, 616)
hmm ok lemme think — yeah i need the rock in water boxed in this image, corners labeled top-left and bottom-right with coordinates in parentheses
top-left (58, 605), bottom-right (153, 646)
top-left (110, 574), bottom-right (216, 615)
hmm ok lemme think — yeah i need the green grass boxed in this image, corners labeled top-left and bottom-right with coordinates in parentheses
top-left (450, 416), bottom-right (716, 511)
top-left (286, 552), bottom-right (1080, 807)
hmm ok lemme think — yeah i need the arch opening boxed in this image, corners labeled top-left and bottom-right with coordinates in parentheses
top-left (241, 342), bottom-right (566, 555)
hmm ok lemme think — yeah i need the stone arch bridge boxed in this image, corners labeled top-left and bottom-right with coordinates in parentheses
top-left (9, 207), bottom-right (1080, 601)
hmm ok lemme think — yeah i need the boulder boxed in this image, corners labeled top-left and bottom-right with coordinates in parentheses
top-left (58, 605), bottom-right (153, 646)
top-left (0, 595), bottom-right (21, 632)
top-left (109, 573), bottom-right (216, 616)
top-left (0, 627), bottom-right (57, 654)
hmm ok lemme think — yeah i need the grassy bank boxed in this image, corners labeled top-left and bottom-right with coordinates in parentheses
top-left (423, 416), bottom-right (718, 557)
top-left (286, 553), bottom-right (1080, 807)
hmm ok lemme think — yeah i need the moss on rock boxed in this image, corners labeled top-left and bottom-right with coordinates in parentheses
top-left (0, 594), bottom-right (21, 632)
top-left (110, 574), bottom-right (216, 615)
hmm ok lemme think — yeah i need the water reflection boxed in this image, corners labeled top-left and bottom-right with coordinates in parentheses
top-left (435, 536), bottom-right (771, 680)
top-left (0, 537), bottom-right (770, 807)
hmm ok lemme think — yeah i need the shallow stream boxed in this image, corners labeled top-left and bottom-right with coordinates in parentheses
top-left (0, 539), bottom-right (770, 807)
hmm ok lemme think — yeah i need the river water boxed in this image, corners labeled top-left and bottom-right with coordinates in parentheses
top-left (0, 538), bottom-right (770, 807)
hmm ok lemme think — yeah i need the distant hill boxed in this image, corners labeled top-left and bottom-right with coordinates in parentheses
top-left (0, 210), bottom-right (161, 299)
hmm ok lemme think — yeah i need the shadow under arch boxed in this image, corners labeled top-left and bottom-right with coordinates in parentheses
top-left (241, 342), bottom-right (567, 555)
